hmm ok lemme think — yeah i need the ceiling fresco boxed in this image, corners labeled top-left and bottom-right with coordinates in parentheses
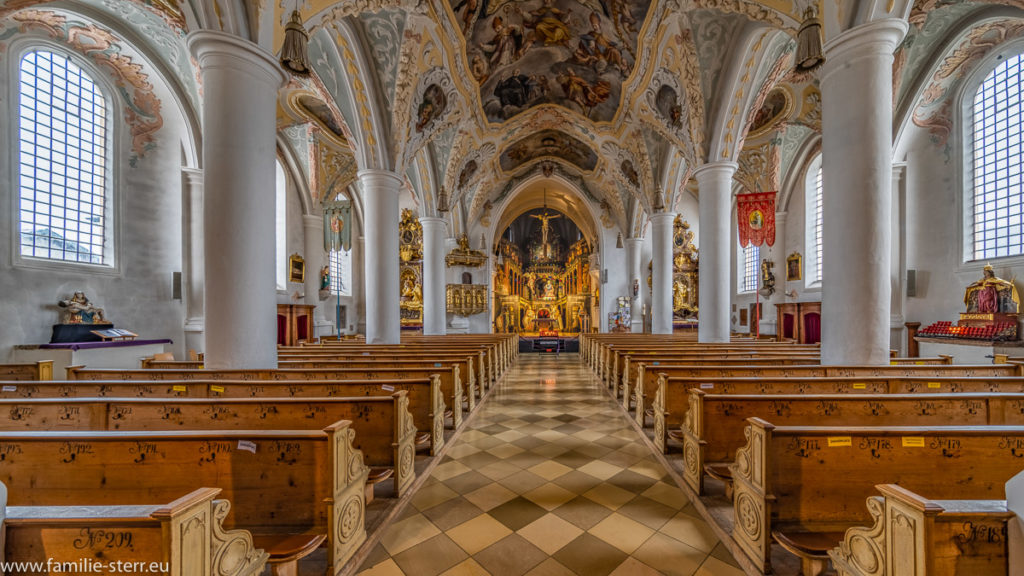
top-left (450, 0), bottom-right (655, 122)
top-left (499, 129), bottom-right (600, 172)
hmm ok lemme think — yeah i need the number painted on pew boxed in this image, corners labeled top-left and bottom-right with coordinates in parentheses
top-left (73, 528), bottom-right (134, 551)
top-left (828, 437), bottom-right (852, 447)
top-left (902, 437), bottom-right (926, 447)
top-left (237, 440), bottom-right (257, 453)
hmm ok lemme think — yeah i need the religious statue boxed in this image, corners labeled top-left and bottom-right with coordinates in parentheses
top-left (965, 265), bottom-right (1020, 313)
top-left (58, 292), bottom-right (107, 324)
top-left (543, 279), bottom-right (555, 299)
top-left (530, 210), bottom-right (561, 258)
top-left (673, 280), bottom-right (688, 311)
top-left (401, 274), bottom-right (423, 307)
top-left (320, 265), bottom-right (330, 291)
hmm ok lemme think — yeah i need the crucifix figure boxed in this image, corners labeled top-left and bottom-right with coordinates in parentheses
top-left (530, 210), bottom-right (561, 248)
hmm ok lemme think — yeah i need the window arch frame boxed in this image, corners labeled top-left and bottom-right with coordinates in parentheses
top-left (804, 153), bottom-right (823, 289)
top-left (8, 40), bottom-right (122, 274)
top-left (957, 38), bottom-right (1024, 269)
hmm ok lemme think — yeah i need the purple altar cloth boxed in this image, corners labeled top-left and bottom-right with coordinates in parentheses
top-left (38, 339), bottom-right (172, 351)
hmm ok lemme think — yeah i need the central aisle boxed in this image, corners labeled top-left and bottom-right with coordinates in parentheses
top-left (357, 353), bottom-right (742, 576)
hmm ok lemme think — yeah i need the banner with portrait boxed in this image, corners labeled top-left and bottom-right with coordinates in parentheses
top-left (736, 191), bottom-right (777, 248)
top-left (324, 201), bottom-right (352, 252)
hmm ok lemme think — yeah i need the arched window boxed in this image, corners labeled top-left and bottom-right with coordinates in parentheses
top-left (329, 248), bottom-right (353, 297)
top-left (275, 160), bottom-right (287, 290)
top-left (740, 242), bottom-right (760, 293)
top-left (968, 52), bottom-right (1024, 260)
top-left (18, 50), bottom-right (111, 265)
top-left (805, 154), bottom-right (823, 285)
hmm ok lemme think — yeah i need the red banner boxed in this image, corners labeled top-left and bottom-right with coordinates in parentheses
top-left (736, 191), bottom-right (777, 247)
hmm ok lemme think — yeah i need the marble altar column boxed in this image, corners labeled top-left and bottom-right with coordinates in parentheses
top-left (695, 161), bottom-right (737, 343)
top-left (625, 237), bottom-right (644, 333)
top-left (360, 170), bottom-right (403, 344)
top-left (181, 168), bottom-right (205, 355)
top-left (420, 217), bottom-right (447, 336)
top-left (821, 19), bottom-right (907, 365)
top-left (303, 215), bottom-right (326, 328)
top-left (188, 31), bottom-right (285, 369)
top-left (651, 213), bottom-right (676, 335)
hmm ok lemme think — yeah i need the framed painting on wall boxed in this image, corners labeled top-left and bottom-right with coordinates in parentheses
top-left (786, 252), bottom-right (802, 282)
top-left (289, 254), bottom-right (305, 283)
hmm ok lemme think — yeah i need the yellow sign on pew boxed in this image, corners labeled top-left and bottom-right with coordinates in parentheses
top-left (211, 385), bottom-right (225, 394)
top-left (852, 383), bottom-right (867, 390)
top-left (927, 382), bottom-right (941, 389)
top-left (902, 437), bottom-right (926, 447)
top-left (828, 437), bottom-right (852, 447)
top-left (172, 385), bottom-right (187, 392)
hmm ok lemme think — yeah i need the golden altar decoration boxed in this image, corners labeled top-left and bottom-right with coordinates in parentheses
top-left (399, 209), bottom-right (424, 326)
top-left (446, 234), bottom-right (487, 268)
top-left (646, 216), bottom-right (699, 321)
top-left (447, 284), bottom-right (487, 316)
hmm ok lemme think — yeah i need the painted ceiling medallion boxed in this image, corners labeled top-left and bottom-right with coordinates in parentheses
top-left (451, 0), bottom-right (654, 123)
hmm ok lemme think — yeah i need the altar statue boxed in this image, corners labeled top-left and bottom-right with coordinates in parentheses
top-left (401, 275), bottom-right (423, 307)
top-left (965, 265), bottom-right (1020, 313)
top-left (673, 279), bottom-right (688, 311)
top-left (59, 292), bottom-right (107, 324)
top-left (543, 279), bottom-right (555, 299)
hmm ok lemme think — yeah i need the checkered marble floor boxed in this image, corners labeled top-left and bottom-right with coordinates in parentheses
top-left (356, 353), bottom-right (743, 576)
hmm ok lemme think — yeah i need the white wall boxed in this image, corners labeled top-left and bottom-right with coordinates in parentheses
top-left (0, 41), bottom-right (189, 360)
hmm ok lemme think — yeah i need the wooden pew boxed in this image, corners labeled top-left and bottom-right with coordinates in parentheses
top-left (298, 341), bottom-right (505, 385)
top-left (4, 485), bottom-right (269, 576)
top-left (0, 392), bottom-right (418, 498)
top-left (605, 346), bottom-right (821, 388)
top-left (0, 422), bottom-right (369, 576)
top-left (653, 374), bottom-right (1024, 453)
top-left (68, 364), bottom-right (465, 431)
top-left (680, 389), bottom-right (1024, 496)
top-left (728, 419), bottom-right (1024, 573)
top-left (0, 377), bottom-right (447, 455)
top-left (829, 484), bottom-right (1013, 576)
top-left (632, 362), bottom-right (1023, 429)
top-left (0, 360), bottom-right (53, 381)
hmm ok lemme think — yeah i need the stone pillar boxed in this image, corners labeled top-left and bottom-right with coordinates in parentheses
top-left (625, 237), bottom-right (644, 333)
top-left (820, 19), bottom-right (907, 365)
top-left (181, 168), bottom-right (205, 356)
top-left (420, 217), bottom-right (447, 336)
top-left (695, 161), bottom-right (737, 343)
top-left (360, 170), bottom-right (402, 344)
top-left (650, 213), bottom-right (676, 335)
top-left (303, 215), bottom-right (325, 327)
top-left (188, 31), bottom-right (285, 369)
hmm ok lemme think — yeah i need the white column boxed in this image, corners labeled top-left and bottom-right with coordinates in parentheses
top-left (650, 213), bottom-right (676, 335)
top-left (188, 31), bottom-right (285, 369)
top-left (303, 215), bottom-right (326, 326)
top-left (420, 217), bottom-right (447, 336)
top-left (820, 19), bottom-right (907, 365)
top-left (181, 168), bottom-right (205, 355)
top-left (625, 237), bottom-right (644, 333)
top-left (360, 170), bottom-right (402, 344)
top-left (695, 161), bottom-right (737, 343)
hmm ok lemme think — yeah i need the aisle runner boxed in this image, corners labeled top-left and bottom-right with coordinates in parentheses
top-left (357, 354), bottom-right (742, 576)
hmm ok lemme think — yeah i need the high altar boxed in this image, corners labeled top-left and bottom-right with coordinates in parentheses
top-left (493, 208), bottom-right (594, 336)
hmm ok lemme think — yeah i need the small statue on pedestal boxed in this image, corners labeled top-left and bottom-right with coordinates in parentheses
top-left (58, 292), bottom-right (107, 324)
top-left (964, 265), bottom-right (1020, 313)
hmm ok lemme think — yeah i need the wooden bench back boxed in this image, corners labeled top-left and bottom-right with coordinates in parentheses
top-left (0, 392), bottom-right (417, 495)
top-left (0, 377), bottom-right (447, 455)
top-left (0, 361), bottom-right (53, 381)
top-left (731, 419), bottom-right (1024, 571)
top-left (0, 422), bottom-right (369, 572)
top-left (681, 390), bottom-right (1024, 494)
top-left (5, 487), bottom-right (269, 576)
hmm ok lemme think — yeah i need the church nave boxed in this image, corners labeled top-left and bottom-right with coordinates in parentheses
top-left (357, 354), bottom-right (740, 576)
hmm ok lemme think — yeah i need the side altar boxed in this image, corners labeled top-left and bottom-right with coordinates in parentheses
top-left (916, 265), bottom-right (1022, 362)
